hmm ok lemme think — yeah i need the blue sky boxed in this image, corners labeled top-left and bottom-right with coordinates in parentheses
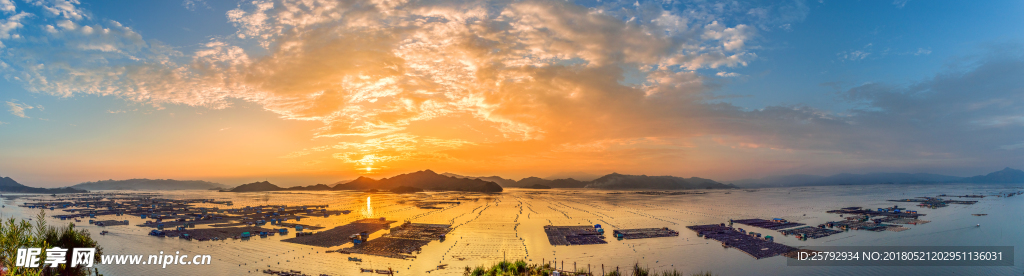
top-left (1, 0), bottom-right (1022, 187)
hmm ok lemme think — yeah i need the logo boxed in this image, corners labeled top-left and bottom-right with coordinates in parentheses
top-left (15, 247), bottom-right (96, 268)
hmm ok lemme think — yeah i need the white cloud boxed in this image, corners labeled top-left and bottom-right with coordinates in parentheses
top-left (839, 50), bottom-right (871, 61)
top-left (182, 0), bottom-right (206, 11)
top-left (0, 0), bottom-right (15, 13)
top-left (5, 0), bottom-right (1020, 174)
top-left (6, 101), bottom-right (32, 118)
top-left (913, 48), bottom-right (931, 55)
top-left (0, 12), bottom-right (29, 47)
top-left (26, 0), bottom-right (85, 20)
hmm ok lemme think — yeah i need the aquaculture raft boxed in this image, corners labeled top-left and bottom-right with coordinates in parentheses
top-left (282, 218), bottom-right (396, 247)
top-left (731, 219), bottom-right (805, 230)
top-left (544, 225), bottom-right (607, 246)
top-left (339, 222), bottom-right (452, 259)
top-left (686, 224), bottom-right (796, 259)
top-left (612, 228), bottom-right (679, 240)
top-left (778, 226), bottom-right (842, 239)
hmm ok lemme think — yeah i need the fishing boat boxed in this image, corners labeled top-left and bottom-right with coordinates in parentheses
top-left (348, 257), bottom-right (362, 262)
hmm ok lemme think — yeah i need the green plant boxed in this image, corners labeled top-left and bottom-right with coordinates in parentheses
top-left (461, 260), bottom-right (708, 276)
top-left (0, 210), bottom-right (104, 276)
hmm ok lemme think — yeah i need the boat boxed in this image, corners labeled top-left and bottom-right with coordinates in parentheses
top-left (100, 231), bottom-right (108, 235)
top-left (971, 214), bottom-right (988, 216)
top-left (348, 257), bottom-right (362, 262)
top-left (360, 268), bottom-right (374, 273)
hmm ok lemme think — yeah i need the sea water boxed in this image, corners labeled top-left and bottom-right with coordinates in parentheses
top-left (0, 184), bottom-right (1021, 276)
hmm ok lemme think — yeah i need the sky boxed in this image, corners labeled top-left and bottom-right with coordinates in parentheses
top-left (0, 0), bottom-right (1022, 187)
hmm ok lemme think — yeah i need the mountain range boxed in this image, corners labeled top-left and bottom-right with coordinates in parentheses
top-left (227, 170), bottom-right (503, 193)
top-left (71, 179), bottom-right (229, 190)
top-left (0, 176), bottom-right (87, 194)
top-left (443, 172), bottom-right (734, 189)
top-left (6, 167), bottom-right (1022, 193)
top-left (730, 167), bottom-right (1024, 187)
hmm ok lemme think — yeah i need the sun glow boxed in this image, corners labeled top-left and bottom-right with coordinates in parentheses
top-left (361, 196), bottom-right (373, 218)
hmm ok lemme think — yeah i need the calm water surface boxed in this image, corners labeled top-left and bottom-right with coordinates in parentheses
top-left (1, 184), bottom-right (1021, 276)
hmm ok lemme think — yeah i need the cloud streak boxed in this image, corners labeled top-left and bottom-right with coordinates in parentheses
top-left (0, 0), bottom-right (1021, 177)
top-left (6, 101), bottom-right (32, 118)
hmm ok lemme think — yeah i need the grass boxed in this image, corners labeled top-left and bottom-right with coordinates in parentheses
top-left (463, 260), bottom-right (716, 276)
top-left (0, 210), bottom-right (104, 276)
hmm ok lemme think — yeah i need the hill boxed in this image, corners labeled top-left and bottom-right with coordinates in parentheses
top-left (72, 179), bottom-right (228, 190)
top-left (544, 172), bottom-right (602, 182)
top-left (226, 181), bottom-right (282, 192)
top-left (963, 167), bottom-right (1024, 183)
top-left (514, 177), bottom-right (589, 188)
top-left (441, 173), bottom-right (518, 187)
top-left (586, 173), bottom-right (734, 189)
top-left (334, 170), bottom-right (503, 192)
top-left (0, 176), bottom-right (87, 194)
top-left (225, 182), bottom-right (336, 192)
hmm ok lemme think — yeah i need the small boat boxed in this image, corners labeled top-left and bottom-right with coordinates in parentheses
top-left (100, 231), bottom-right (109, 235)
top-left (971, 214), bottom-right (988, 216)
top-left (976, 224), bottom-right (981, 227)
top-left (348, 257), bottom-right (362, 262)
top-left (360, 268), bottom-right (374, 273)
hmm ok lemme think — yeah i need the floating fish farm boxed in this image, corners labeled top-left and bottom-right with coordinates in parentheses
top-left (339, 222), bottom-right (452, 259)
top-left (543, 225), bottom-right (608, 246)
top-left (611, 227), bottom-right (679, 240)
top-left (686, 224), bottom-right (795, 259)
top-left (888, 197), bottom-right (977, 208)
top-left (282, 218), bottom-right (396, 247)
top-left (731, 218), bottom-right (805, 230)
top-left (778, 226), bottom-right (842, 239)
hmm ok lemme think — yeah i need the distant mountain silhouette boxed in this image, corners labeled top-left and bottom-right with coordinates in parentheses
top-left (544, 171), bottom-right (603, 181)
top-left (225, 181), bottom-right (335, 192)
top-left (330, 179), bottom-right (354, 187)
top-left (524, 184), bottom-right (551, 189)
top-left (732, 167), bottom-right (1024, 187)
top-left (72, 179), bottom-right (228, 190)
top-left (0, 176), bottom-right (86, 194)
top-left (441, 173), bottom-right (517, 187)
top-left (585, 173), bottom-right (734, 189)
top-left (963, 167), bottom-right (1024, 183)
top-left (227, 181), bottom-right (283, 192)
top-left (514, 177), bottom-right (589, 188)
top-left (513, 177), bottom-right (546, 188)
top-left (334, 170), bottom-right (503, 192)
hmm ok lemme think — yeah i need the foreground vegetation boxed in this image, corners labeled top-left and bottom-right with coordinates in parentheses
top-left (0, 211), bottom-right (104, 276)
top-left (464, 260), bottom-right (716, 276)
